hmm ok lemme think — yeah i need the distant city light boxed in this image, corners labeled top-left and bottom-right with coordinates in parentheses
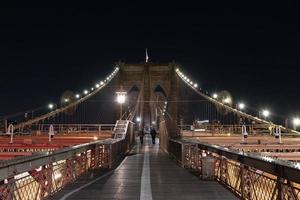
top-left (213, 93), bottom-right (218, 99)
top-left (64, 98), bottom-right (69, 103)
top-left (193, 83), bottom-right (198, 88)
top-left (84, 90), bottom-right (89, 95)
top-left (75, 94), bottom-right (80, 99)
top-left (100, 81), bottom-right (104, 85)
top-left (95, 84), bottom-right (100, 88)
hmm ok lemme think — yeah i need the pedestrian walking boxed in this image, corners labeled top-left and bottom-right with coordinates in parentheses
top-left (139, 128), bottom-right (144, 144)
top-left (150, 127), bottom-right (157, 144)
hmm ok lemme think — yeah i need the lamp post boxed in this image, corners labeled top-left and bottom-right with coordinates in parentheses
top-left (293, 117), bottom-right (300, 130)
top-left (237, 103), bottom-right (245, 110)
top-left (116, 91), bottom-right (127, 119)
top-left (260, 109), bottom-right (270, 120)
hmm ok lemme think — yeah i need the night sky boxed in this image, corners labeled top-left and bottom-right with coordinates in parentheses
top-left (0, 1), bottom-right (300, 123)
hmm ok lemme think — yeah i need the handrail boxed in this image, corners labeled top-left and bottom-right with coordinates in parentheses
top-left (0, 138), bottom-right (117, 181)
top-left (170, 138), bottom-right (300, 183)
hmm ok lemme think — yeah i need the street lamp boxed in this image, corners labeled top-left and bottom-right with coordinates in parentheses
top-left (238, 103), bottom-right (245, 110)
top-left (136, 117), bottom-right (141, 123)
top-left (262, 109), bottom-right (270, 118)
top-left (293, 117), bottom-right (300, 130)
top-left (116, 91), bottom-right (127, 119)
top-left (212, 93), bottom-right (218, 99)
top-left (48, 103), bottom-right (54, 110)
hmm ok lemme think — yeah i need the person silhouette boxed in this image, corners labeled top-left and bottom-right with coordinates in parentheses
top-left (139, 127), bottom-right (144, 144)
top-left (150, 127), bottom-right (157, 144)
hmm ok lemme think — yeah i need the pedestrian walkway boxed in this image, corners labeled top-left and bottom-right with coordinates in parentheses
top-left (54, 134), bottom-right (238, 200)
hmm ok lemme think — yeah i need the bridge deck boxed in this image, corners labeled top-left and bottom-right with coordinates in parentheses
top-left (53, 135), bottom-right (238, 200)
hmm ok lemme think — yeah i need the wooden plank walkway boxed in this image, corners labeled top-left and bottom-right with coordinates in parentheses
top-left (52, 135), bottom-right (238, 200)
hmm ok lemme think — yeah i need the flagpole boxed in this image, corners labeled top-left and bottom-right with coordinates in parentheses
top-left (146, 48), bottom-right (149, 63)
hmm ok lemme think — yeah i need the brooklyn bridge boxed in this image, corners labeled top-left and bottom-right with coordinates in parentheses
top-left (0, 62), bottom-right (299, 200)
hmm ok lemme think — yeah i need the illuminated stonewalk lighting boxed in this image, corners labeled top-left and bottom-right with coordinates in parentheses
top-left (91, 87), bottom-right (94, 91)
top-left (293, 118), bottom-right (300, 126)
top-left (100, 81), bottom-right (104, 85)
top-left (136, 117), bottom-right (141, 122)
top-left (152, 121), bottom-right (156, 125)
top-left (164, 101), bottom-right (167, 105)
top-left (176, 68), bottom-right (179, 72)
top-left (64, 98), bottom-right (69, 103)
top-left (76, 94), bottom-right (80, 99)
top-left (95, 84), bottom-right (100, 88)
top-left (48, 103), bottom-right (54, 110)
top-left (84, 90), bottom-right (89, 95)
top-left (213, 93), bottom-right (218, 99)
top-left (193, 83), bottom-right (198, 88)
top-left (238, 103), bottom-right (245, 110)
top-left (54, 173), bottom-right (62, 180)
top-left (262, 109), bottom-right (270, 118)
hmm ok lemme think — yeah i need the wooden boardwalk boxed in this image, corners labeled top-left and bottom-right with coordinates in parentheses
top-left (52, 135), bottom-right (238, 200)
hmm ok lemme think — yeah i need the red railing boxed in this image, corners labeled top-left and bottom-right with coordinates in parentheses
top-left (0, 122), bottom-right (135, 200)
top-left (169, 138), bottom-right (300, 200)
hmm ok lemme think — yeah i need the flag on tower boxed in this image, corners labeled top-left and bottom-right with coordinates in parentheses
top-left (145, 48), bottom-right (149, 63)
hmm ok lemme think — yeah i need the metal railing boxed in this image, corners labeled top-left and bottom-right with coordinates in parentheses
top-left (178, 124), bottom-right (279, 135)
top-left (0, 122), bottom-right (135, 200)
top-left (169, 138), bottom-right (300, 200)
top-left (179, 124), bottom-right (254, 135)
top-left (7, 124), bottom-right (115, 136)
top-left (30, 123), bottom-right (115, 134)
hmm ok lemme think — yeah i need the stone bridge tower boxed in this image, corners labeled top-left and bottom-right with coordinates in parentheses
top-left (116, 62), bottom-right (180, 140)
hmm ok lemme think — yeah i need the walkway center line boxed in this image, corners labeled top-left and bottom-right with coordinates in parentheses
top-left (140, 144), bottom-right (153, 200)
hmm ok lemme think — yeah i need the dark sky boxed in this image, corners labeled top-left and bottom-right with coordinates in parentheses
top-left (0, 1), bottom-right (300, 123)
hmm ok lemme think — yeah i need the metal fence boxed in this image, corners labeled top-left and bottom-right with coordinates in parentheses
top-left (14, 124), bottom-right (115, 135)
top-left (179, 124), bottom-right (281, 135)
top-left (169, 138), bottom-right (300, 200)
top-left (0, 122), bottom-right (135, 200)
